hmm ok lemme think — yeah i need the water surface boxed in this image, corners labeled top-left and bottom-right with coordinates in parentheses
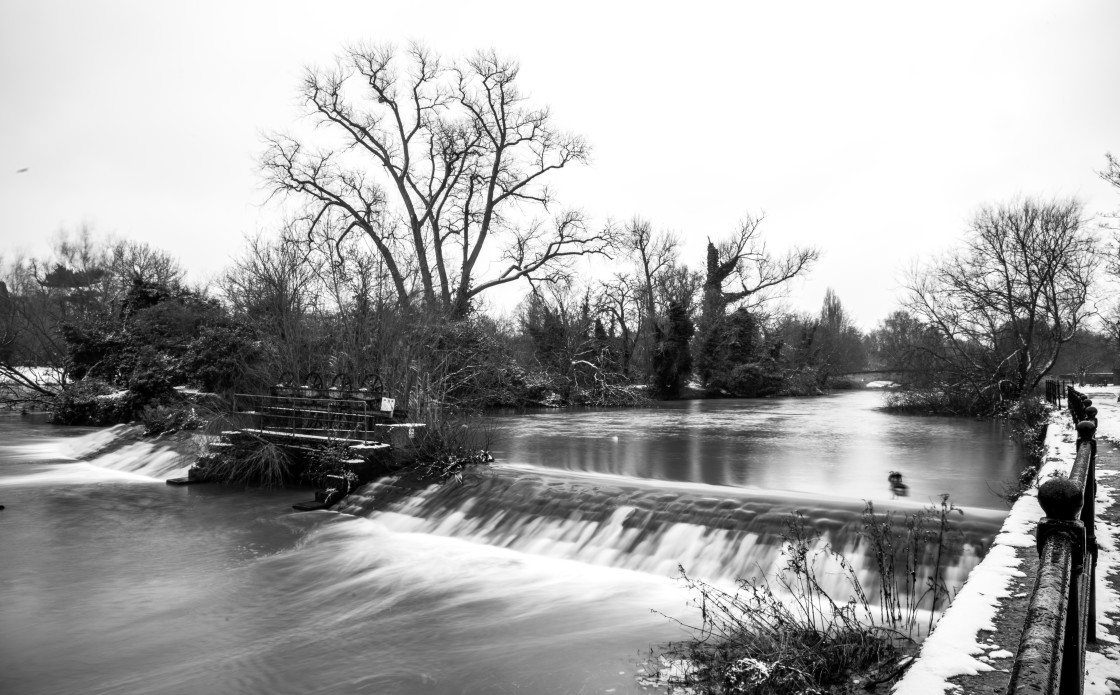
top-left (0, 392), bottom-right (1024, 694)
top-left (491, 390), bottom-right (1022, 508)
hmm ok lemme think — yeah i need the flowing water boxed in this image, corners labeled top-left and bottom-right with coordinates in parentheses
top-left (0, 392), bottom-right (1023, 694)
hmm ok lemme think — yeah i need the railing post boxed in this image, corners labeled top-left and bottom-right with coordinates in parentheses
top-left (1043, 476), bottom-right (1085, 695)
top-left (1008, 392), bottom-right (1100, 695)
top-left (1077, 418), bottom-right (1098, 645)
top-left (1007, 473), bottom-right (1080, 694)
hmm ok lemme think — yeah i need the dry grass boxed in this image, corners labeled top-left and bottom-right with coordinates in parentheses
top-left (651, 500), bottom-right (963, 694)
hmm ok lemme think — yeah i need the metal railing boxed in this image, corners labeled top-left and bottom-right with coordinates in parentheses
top-left (232, 393), bottom-right (392, 443)
top-left (1006, 386), bottom-right (1099, 695)
top-left (1044, 379), bottom-right (1069, 407)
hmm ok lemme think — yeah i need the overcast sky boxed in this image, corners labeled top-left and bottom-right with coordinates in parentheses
top-left (2, 1), bottom-right (1118, 328)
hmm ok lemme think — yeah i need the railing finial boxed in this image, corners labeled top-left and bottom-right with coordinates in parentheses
top-left (1037, 478), bottom-right (1083, 521)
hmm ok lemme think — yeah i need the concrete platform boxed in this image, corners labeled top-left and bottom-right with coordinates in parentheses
top-left (292, 500), bottom-right (331, 512)
top-left (165, 477), bottom-right (207, 486)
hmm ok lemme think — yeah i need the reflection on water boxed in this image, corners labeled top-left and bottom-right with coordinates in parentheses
top-left (490, 391), bottom-right (1023, 508)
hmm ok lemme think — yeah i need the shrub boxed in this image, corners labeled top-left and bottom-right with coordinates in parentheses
top-left (51, 378), bottom-right (140, 425)
top-left (650, 499), bottom-right (964, 694)
top-left (183, 323), bottom-right (265, 394)
top-left (302, 443), bottom-right (359, 488)
top-left (781, 367), bottom-right (823, 397)
top-left (708, 359), bottom-right (785, 397)
top-left (991, 395), bottom-right (1050, 504)
top-left (203, 438), bottom-right (292, 488)
top-left (411, 411), bottom-right (494, 482)
top-left (883, 383), bottom-right (1014, 415)
top-left (822, 376), bottom-right (862, 391)
top-left (125, 346), bottom-right (178, 401)
top-left (140, 402), bottom-right (206, 436)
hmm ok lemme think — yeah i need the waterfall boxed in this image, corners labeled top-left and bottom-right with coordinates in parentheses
top-left (335, 464), bottom-right (1003, 593)
top-left (0, 424), bottom-right (196, 484)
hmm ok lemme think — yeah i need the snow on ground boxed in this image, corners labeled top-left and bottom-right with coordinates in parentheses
top-left (1079, 386), bottom-right (1120, 694)
top-left (0, 365), bottom-right (64, 385)
top-left (1085, 469), bottom-right (1120, 694)
top-left (893, 404), bottom-right (1080, 694)
top-left (894, 385), bottom-right (1120, 694)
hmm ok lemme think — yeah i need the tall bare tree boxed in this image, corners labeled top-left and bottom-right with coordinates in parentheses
top-left (905, 197), bottom-right (1099, 402)
top-left (263, 42), bottom-right (614, 316)
top-left (702, 214), bottom-right (820, 317)
top-left (595, 218), bottom-right (697, 379)
top-left (695, 215), bottom-right (819, 384)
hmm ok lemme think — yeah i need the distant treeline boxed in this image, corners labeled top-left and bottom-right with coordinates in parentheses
top-left (2, 43), bottom-right (1118, 422)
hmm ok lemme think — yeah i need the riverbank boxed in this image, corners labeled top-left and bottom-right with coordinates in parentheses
top-left (893, 387), bottom-right (1120, 694)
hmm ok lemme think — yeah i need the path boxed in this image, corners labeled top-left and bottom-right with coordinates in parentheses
top-left (1077, 387), bottom-right (1120, 694)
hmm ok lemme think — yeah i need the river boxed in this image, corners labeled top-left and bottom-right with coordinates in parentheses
top-left (0, 391), bottom-right (1023, 694)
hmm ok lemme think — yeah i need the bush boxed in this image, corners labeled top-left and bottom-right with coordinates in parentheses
top-left (650, 499), bottom-right (963, 694)
top-left (125, 347), bottom-right (178, 401)
top-left (995, 395), bottom-right (1050, 504)
top-left (781, 367), bottom-right (823, 397)
top-left (822, 376), bottom-right (862, 391)
top-left (302, 444), bottom-right (359, 488)
top-left (410, 412), bottom-right (494, 482)
top-left (183, 323), bottom-right (265, 394)
top-left (52, 277), bottom-right (264, 425)
top-left (51, 378), bottom-right (140, 425)
top-left (708, 359), bottom-right (785, 398)
top-left (882, 387), bottom-right (981, 415)
top-left (203, 438), bottom-right (292, 488)
top-left (140, 402), bottom-right (206, 436)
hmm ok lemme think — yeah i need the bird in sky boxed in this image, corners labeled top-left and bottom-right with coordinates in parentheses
top-left (16, 168), bottom-right (29, 174)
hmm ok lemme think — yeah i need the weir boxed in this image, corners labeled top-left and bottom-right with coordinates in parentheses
top-left (335, 464), bottom-right (1005, 592)
top-left (1, 391), bottom-right (1036, 695)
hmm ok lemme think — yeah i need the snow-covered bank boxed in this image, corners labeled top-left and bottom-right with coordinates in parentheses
top-left (1081, 388), bottom-right (1120, 694)
top-left (893, 404), bottom-right (1080, 693)
top-left (895, 387), bottom-right (1120, 694)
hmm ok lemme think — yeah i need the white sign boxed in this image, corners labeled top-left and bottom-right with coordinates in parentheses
top-left (380, 397), bottom-right (396, 413)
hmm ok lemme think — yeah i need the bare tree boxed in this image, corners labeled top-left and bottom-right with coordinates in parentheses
top-left (597, 272), bottom-right (642, 376)
top-left (220, 232), bottom-right (325, 377)
top-left (623, 218), bottom-right (681, 321)
top-left (694, 214), bottom-right (819, 384)
top-left (109, 240), bottom-right (185, 289)
top-left (1101, 151), bottom-right (1120, 192)
top-left (263, 42), bottom-right (615, 316)
top-left (868, 310), bottom-right (943, 379)
top-left (595, 218), bottom-right (697, 379)
top-left (904, 197), bottom-right (1099, 403)
top-left (702, 214), bottom-right (820, 315)
top-left (0, 267), bottom-right (67, 405)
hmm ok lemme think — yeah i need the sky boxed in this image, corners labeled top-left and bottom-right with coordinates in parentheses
top-left (1, 0), bottom-right (1118, 329)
